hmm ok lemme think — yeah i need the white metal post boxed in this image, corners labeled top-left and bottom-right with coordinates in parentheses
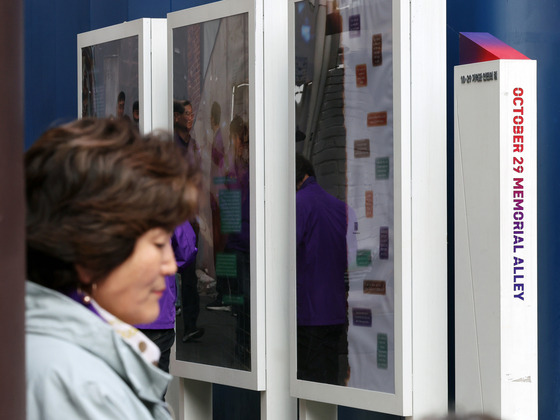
top-left (408, 0), bottom-right (448, 418)
top-left (179, 378), bottom-right (212, 420)
top-left (261, 0), bottom-right (298, 419)
top-left (299, 400), bottom-right (337, 420)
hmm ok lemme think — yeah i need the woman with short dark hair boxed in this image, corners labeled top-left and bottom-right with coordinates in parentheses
top-left (25, 118), bottom-right (198, 419)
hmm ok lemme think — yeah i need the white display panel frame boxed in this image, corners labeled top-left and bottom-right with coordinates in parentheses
top-left (454, 59), bottom-right (538, 420)
top-left (288, 0), bottom-right (447, 416)
top-left (77, 18), bottom-right (167, 134)
top-left (289, 0), bottom-right (411, 414)
top-left (167, 0), bottom-right (266, 391)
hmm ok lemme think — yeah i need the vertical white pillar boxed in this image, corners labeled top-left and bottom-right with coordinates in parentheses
top-left (454, 59), bottom-right (538, 420)
top-left (299, 400), bottom-right (337, 420)
top-left (149, 19), bottom-right (169, 132)
top-left (408, 0), bottom-right (448, 417)
top-left (179, 378), bottom-right (212, 419)
top-left (261, 0), bottom-right (298, 419)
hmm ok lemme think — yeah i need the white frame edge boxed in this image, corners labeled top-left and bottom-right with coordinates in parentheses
top-left (167, 0), bottom-right (266, 391)
top-left (409, 0), bottom-right (448, 417)
top-left (288, 0), bottom-right (448, 416)
top-left (288, 0), bottom-right (411, 415)
top-left (77, 19), bottom-right (156, 133)
top-left (149, 19), bottom-right (168, 133)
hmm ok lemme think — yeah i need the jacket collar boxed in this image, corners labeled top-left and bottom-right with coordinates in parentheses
top-left (26, 281), bottom-right (171, 404)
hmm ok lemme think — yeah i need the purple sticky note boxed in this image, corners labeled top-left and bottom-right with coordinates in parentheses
top-left (352, 308), bottom-right (372, 327)
top-left (349, 14), bottom-right (361, 37)
top-left (379, 226), bottom-right (389, 259)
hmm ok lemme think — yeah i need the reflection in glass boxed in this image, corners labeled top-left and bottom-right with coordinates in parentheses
top-left (296, 153), bottom-right (349, 386)
top-left (173, 13), bottom-right (251, 371)
top-left (295, 0), bottom-right (394, 392)
top-left (81, 36), bottom-right (139, 130)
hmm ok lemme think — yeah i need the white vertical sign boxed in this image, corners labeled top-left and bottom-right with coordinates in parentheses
top-left (455, 59), bottom-right (538, 420)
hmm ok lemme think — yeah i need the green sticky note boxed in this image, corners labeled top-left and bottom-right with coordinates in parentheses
top-left (219, 189), bottom-right (242, 233)
top-left (356, 249), bottom-right (372, 267)
top-left (215, 253), bottom-right (237, 277)
top-left (375, 157), bottom-right (390, 180)
top-left (377, 333), bottom-right (388, 369)
top-left (223, 294), bottom-right (244, 305)
top-left (214, 176), bottom-right (238, 185)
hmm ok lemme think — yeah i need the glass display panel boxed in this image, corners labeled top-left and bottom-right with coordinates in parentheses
top-left (172, 12), bottom-right (251, 371)
top-left (294, 0), bottom-right (394, 393)
top-left (81, 36), bottom-right (139, 128)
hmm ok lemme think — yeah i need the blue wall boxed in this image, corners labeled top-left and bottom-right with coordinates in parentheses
top-left (24, 0), bottom-right (89, 149)
top-left (24, 0), bottom-right (560, 418)
top-left (23, 0), bottom-right (216, 149)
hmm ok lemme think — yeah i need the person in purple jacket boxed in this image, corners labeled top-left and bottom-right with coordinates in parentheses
top-left (296, 153), bottom-right (348, 385)
top-left (137, 220), bottom-right (199, 375)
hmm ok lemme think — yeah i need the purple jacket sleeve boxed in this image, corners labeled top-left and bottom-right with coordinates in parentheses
top-left (172, 221), bottom-right (198, 271)
top-left (134, 222), bottom-right (196, 330)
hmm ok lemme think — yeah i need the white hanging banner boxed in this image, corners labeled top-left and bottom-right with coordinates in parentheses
top-left (341, 0), bottom-right (395, 394)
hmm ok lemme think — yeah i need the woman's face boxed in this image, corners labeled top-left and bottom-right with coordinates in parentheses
top-left (90, 228), bottom-right (177, 325)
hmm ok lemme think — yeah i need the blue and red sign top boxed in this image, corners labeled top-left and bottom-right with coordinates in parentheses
top-left (460, 32), bottom-right (529, 64)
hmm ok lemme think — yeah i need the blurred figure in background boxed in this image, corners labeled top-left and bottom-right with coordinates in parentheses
top-left (207, 115), bottom-right (251, 369)
top-left (132, 100), bottom-right (140, 128)
top-left (173, 98), bottom-right (204, 343)
top-left (116, 90), bottom-right (128, 120)
top-left (173, 99), bottom-right (198, 160)
top-left (296, 153), bottom-right (348, 385)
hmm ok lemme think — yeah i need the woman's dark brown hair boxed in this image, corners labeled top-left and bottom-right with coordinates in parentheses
top-left (25, 118), bottom-right (198, 291)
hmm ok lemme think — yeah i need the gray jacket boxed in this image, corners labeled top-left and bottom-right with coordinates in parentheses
top-left (26, 281), bottom-right (173, 420)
